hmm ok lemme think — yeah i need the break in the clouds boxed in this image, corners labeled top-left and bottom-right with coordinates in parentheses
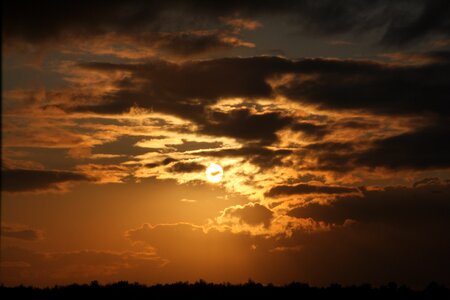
top-left (2, 0), bottom-right (450, 288)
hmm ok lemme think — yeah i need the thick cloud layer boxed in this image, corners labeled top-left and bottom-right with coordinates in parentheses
top-left (4, 0), bottom-right (449, 47)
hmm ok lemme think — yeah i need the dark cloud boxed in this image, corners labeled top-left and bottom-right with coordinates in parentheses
top-left (125, 210), bottom-right (450, 286)
top-left (290, 122), bottom-right (330, 140)
top-left (300, 142), bottom-right (356, 172)
top-left (288, 180), bottom-right (450, 226)
top-left (278, 57), bottom-right (450, 117)
top-left (266, 183), bottom-right (358, 197)
top-left (144, 31), bottom-right (254, 58)
top-left (145, 157), bottom-right (178, 169)
top-left (203, 109), bottom-right (293, 144)
top-left (67, 53), bottom-right (450, 171)
top-left (74, 55), bottom-right (450, 124)
top-left (1, 168), bottom-right (92, 192)
top-left (413, 177), bottom-right (441, 188)
top-left (381, 0), bottom-right (450, 46)
top-left (1, 225), bottom-right (41, 241)
top-left (355, 123), bottom-right (450, 170)
top-left (4, 1), bottom-right (448, 47)
top-left (298, 122), bottom-right (450, 171)
top-left (289, 173), bottom-right (326, 184)
top-left (199, 146), bottom-right (292, 169)
top-left (222, 203), bottom-right (273, 228)
top-left (169, 162), bottom-right (204, 173)
top-left (76, 57), bottom-right (291, 114)
top-left (72, 58), bottom-right (294, 144)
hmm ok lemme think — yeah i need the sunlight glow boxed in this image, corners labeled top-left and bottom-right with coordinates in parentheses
top-left (206, 163), bottom-right (223, 183)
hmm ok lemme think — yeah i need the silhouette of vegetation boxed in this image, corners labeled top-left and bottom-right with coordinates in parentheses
top-left (1, 280), bottom-right (449, 299)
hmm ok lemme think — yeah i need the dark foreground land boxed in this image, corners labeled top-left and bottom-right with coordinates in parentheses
top-left (1, 281), bottom-right (449, 299)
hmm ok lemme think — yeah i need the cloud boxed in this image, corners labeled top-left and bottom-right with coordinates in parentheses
top-left (222, 17), bottom-right (262, 30)
top-left (75, 164), bottom-right (130, 183)
top-left (166, 139), bottom-right (223, 152)
top-left (266, 183), bottom-right (358, 197)
top-left (277, 56), bottom-right (450, 117)
top-left (294, 173), bottom-right (326, 184)
top-left (180, 198), bottom-right (197, 203)
top-left (199, 146), bottom-right (292, 169)
top-left (297, 122), bottom-right (450, 171)
top-left (1, 224), bottom-right (42, 241)
top-left (380, 0), bottom-right (450, 46)
top-left (69, 55), bottom-right (450, 126)
top-left (145, 157), bottom-right (178, 169)
top-left (72, 57), bottom-right (291, 117)
top-left (124, 197), bottom-right (450, 286)
top-left (290, 122), bottom-right (330, 140)
top-left (1, 246), bottom-right (166, 286)
top-left (219, 203), bottom-right (274, 228)
top-left (2, 2), bottom-right (257, 59)
top-left (354, 123), bottom-right (450, 170)
top-left (202, 109), bottom-right (293, 144)
top-left (169, 162), bottom-right (205, 173)
top-left (287, 179), bottom-right (450, 227)
top-left (1, 168), bottom-right (92, 192)
top-left (4, 1), bottom-right (448, 48)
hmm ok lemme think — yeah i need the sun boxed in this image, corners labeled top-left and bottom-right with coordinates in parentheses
top-left (205, 163), bottom-right (223, 183)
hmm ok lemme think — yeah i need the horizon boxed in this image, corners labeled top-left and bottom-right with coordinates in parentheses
top-left (1, 0), bottom-right (450, 289)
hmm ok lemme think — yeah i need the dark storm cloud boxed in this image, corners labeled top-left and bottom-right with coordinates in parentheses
top-left (1, 225), bottom-right (41, 241)
top-left (169, 162), bottom-right (204, 173)
top-left (288, 180), bottom-right (450, 225)
top-left (222, 203), bottom-right (274, 228)
top-left (266, 183), bottom-right (358, 197)
top-left (1, 168), bottom-right (92, 192)
top-left (4, 0), bottom-right (448, 47)
top-left (199, 146), bottom-right (292, 169)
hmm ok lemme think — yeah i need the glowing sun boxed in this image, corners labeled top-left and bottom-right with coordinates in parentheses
top-left (205, 163), bottom-right (223, 183)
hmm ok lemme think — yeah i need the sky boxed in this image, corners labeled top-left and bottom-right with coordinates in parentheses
top-left (1, 0), bottom-right (450, 287)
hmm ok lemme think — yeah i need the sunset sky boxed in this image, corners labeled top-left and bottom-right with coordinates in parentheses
top-left (1, 0), bottom-right (450, 287)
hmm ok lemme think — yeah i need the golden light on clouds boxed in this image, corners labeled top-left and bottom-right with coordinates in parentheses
top-left (205, 163), bottom-right (223, 183)
top-left (3, 0), bottom-right (450, 289)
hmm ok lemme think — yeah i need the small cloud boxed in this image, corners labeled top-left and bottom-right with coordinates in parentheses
top-left (269, 245), bottom-right (302, 253)
top-left (222, 17), bottom-right (262, 31)
top-left (1, 223), bottom-right (43, 241)
top-left (180, 198), bottom-right (197, 203)
top-left (169, 162), bottom-right (204, 173)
